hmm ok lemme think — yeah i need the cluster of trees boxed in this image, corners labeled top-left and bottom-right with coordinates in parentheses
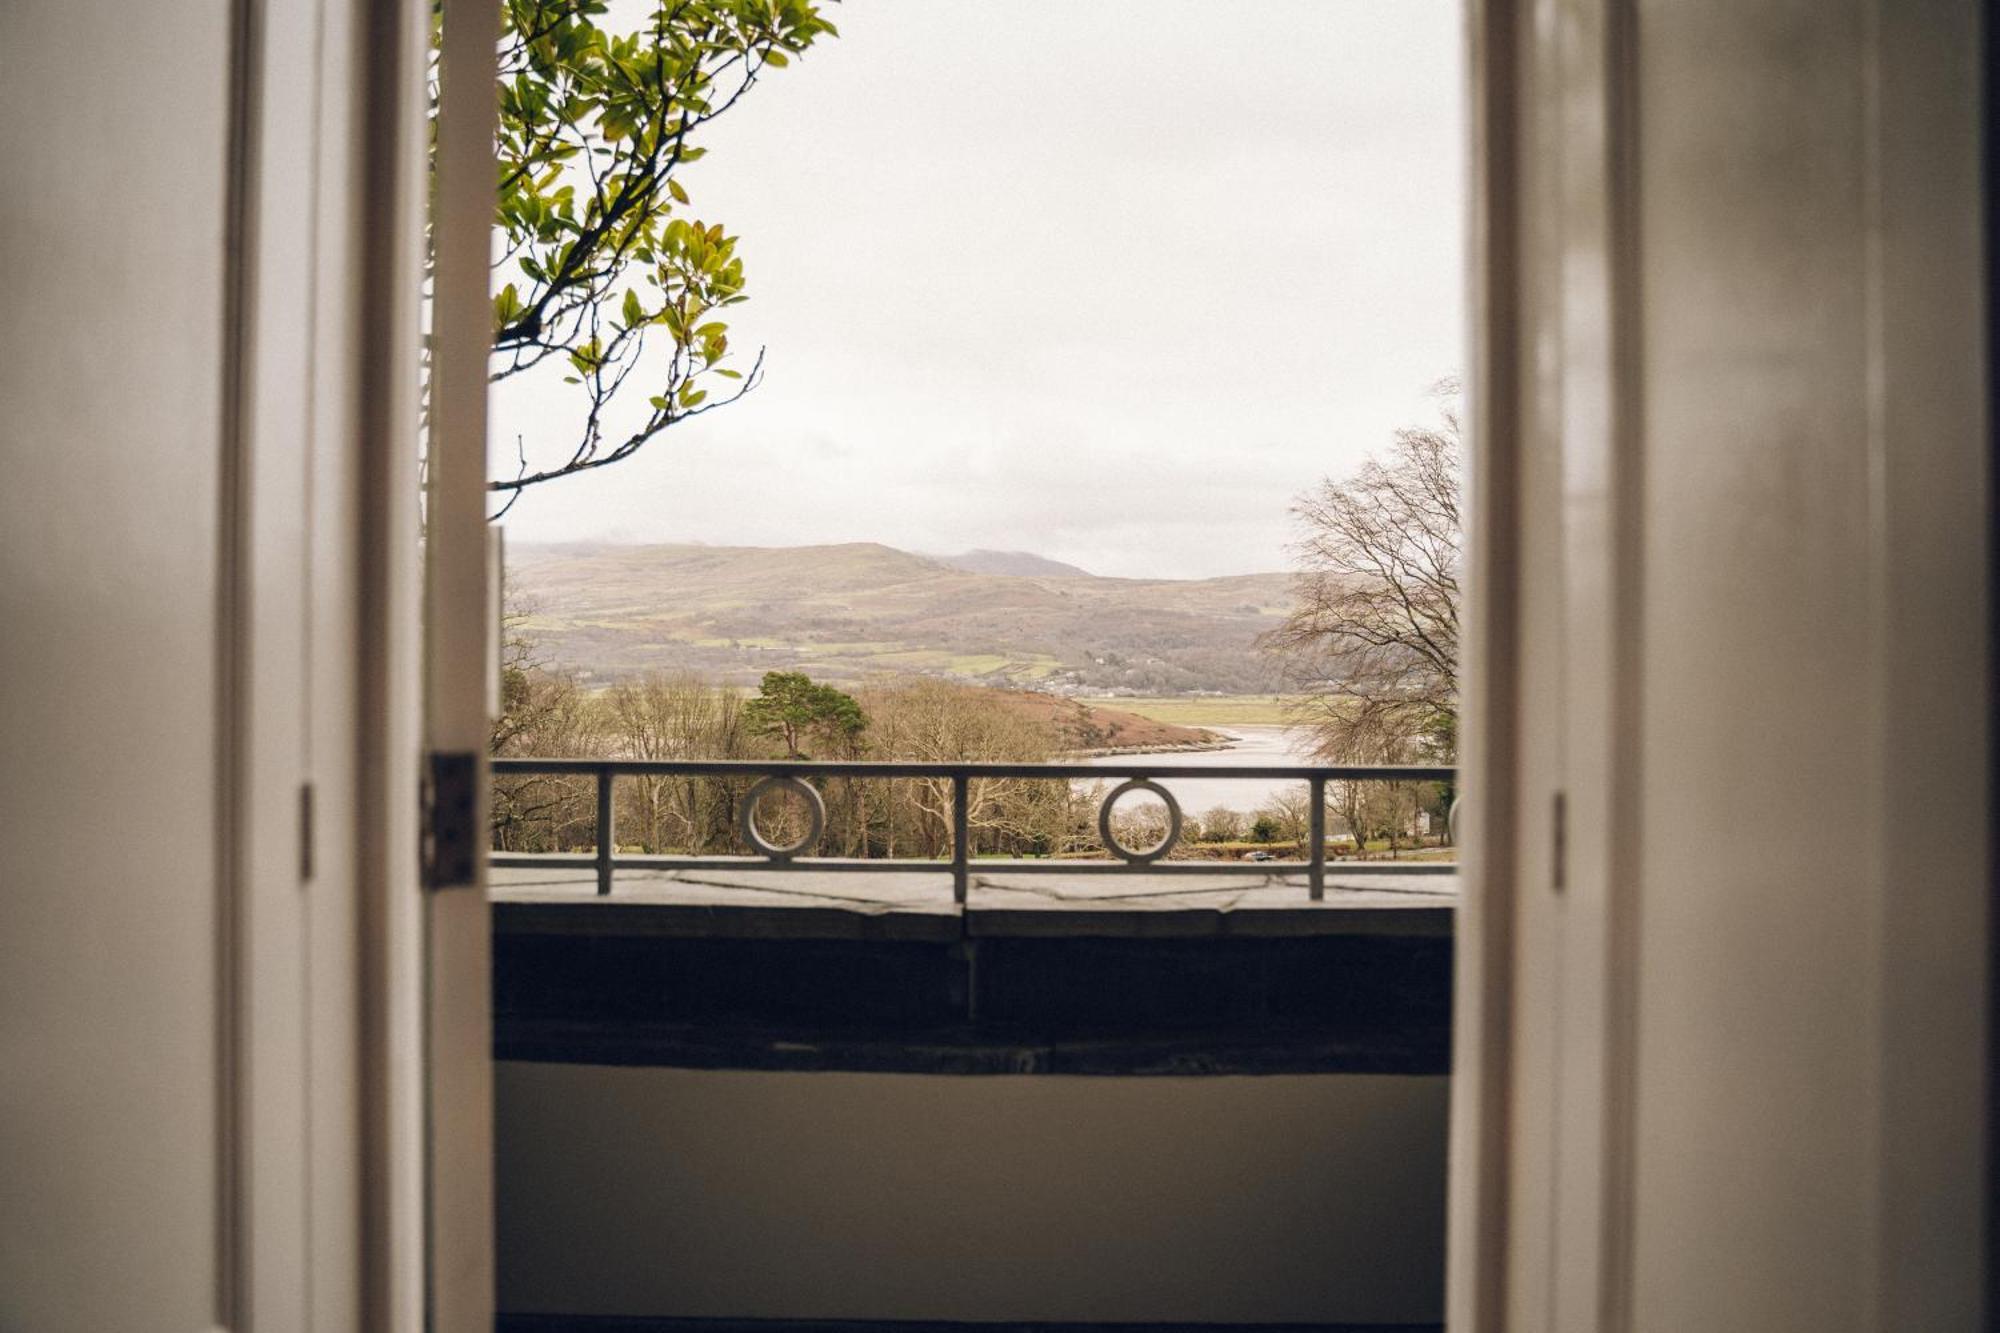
top-left (491, 656), bottom-right (1437, 860)
top-left (495, 632), bottom-right (1451, 863)
top-left (491, 660), bottom-right (1112, 859)
top-left (1185, 780), bottom-right (1434, 855)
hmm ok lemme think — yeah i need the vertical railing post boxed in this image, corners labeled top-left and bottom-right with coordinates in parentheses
top-left (1308, 774), bottom-right (1326, 902)
top-left (951, 771), bottom-right (970, 905)
top-left (596, 763), bottom-right (615, 897)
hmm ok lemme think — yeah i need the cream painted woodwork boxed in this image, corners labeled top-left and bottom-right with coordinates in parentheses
top-left (427, 0), bottom-right (504, 1327)
top-left (1450, 0), bottom-right (1991, 1329)
top-left (0, 1), bottom-right (236, 1325)
top-left (0, 0), bottom-right (431, 1328)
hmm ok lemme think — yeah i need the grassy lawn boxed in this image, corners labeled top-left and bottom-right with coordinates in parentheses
top-left (1079, 694), bottom-right (1295, 727)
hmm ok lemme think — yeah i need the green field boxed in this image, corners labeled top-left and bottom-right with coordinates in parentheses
top-left (1078, 694), bottom-right (1295, 727)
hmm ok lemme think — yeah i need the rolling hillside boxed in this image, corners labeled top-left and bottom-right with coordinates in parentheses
top-left (928, 549), bottom-right (1093, 578)
top-left (506, 541), bottom-right (1295, 694)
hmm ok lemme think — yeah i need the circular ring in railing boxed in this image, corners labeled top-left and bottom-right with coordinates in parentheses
top-left (737, 775), bottom-right (826, 860)
top-left (1447, 796), bottom-right (1461, 847)
top-left (1097, 778), bottom-right (1182, 864)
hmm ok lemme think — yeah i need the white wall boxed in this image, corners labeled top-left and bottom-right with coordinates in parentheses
top-left (1453, 0), bottom-right (1991, 1328)
top-left (0, 4), bottom-right (234, 1329)
top-left (1627, 1), bottom-right (1988, 1326)
top-left (497, 1064), bottom-right (1448, 1325)
top-left (0, 1), bottom-right (428, 1327)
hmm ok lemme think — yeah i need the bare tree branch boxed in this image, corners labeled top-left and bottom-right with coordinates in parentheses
top-left (1260, 384), bottom-right (1462, 767)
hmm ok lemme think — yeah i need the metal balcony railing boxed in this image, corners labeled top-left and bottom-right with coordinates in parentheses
top-left (489, 757), bottom-right (1456, 903)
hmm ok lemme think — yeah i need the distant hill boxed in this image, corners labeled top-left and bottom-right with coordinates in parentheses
top-left (506, 541), bottom-right (1294, 694)
top-left (930, 549), bottom-right (1092, 578)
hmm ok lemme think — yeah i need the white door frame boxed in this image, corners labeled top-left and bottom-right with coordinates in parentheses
top-left (426, 0), bottom-right (504, 1327)
top-left (1449, 5), bottom-right (1699, 1323)
top-left (352, 0), bottom-right (436, 1326)
top-left (223, 0), bottom-right (437, 1326)
top-left (1446, 0), bottom-right (1527, 1323)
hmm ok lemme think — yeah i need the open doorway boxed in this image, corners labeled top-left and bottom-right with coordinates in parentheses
top-left (461, 2), bottom-right (1468, 1326)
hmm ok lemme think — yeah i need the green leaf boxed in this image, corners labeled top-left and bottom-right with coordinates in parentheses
top-left (484, 0), bottom-right (840, 484)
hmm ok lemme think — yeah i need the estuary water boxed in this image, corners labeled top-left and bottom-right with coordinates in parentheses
top-left (1079, 724), bottom-right (1314, 816)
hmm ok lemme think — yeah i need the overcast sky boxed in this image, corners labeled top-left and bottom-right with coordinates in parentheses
top-left (491, 0), bottom-right (1467, 579)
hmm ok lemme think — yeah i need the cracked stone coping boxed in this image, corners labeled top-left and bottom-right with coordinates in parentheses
top-left (490, 865), bottom-right (1457, 939)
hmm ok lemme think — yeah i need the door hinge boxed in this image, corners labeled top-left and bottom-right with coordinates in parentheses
top-left (1551, 789), bottom-right (1568, 893)
top-left (422, 750), bottom-right (481, 890)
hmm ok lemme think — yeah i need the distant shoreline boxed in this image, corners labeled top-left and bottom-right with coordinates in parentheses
top-left (1073, 695), bottom-right (1294, 729)
top-left (1066, 738), bottom-right (1239, 759)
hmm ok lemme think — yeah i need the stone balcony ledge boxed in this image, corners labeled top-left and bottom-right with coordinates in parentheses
top-left (491, 865), bottom-right (1456, 941)
top-left (492, 867), bottom-right (1455, 1077)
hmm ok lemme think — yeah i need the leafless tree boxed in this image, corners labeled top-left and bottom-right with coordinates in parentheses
top-left (604, 671), bottom-right (750, 853)
top-left (1255, 786), bottom-right (1313, 849)
top-left (1108, 798), bottom-right (1173, 857)
top-left (857, 678), bottom-right (1082, 859)
top-left (1328, 776), bottom-right (1424, 859)
top-left (490, 599), bottom-right (605, 851)
top-left (1262, 383), bottom-right (1461, 766)
top-left (1198, 806), bottom-right (1245, 843)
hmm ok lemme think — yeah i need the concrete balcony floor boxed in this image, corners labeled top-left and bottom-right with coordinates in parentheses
top-left (489, 864), bottom-right (1455, 940)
